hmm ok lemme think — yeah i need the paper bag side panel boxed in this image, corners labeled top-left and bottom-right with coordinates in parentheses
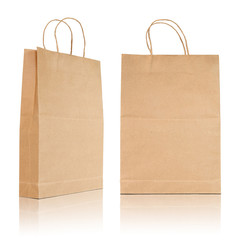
top-left (20, 50), bottom-right (39, 198)
top-left (37, 48), bottom-right (103, 198)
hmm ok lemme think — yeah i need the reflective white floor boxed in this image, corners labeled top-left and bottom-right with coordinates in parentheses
top-left (120, 194), bottom-right (221, 234)
top-left (19, 191), bottom-right (220, 235)
top-left (19, 190), bottom-right (103, 234)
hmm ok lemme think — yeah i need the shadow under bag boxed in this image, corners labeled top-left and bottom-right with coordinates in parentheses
top-left (121, 19), bottom-right (220, 194)
top-left (20, 18), bottom-right (103, 198)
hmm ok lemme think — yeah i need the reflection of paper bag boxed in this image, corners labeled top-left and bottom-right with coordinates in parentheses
top-left (121, 195), bottom-right (221, 232)
top-left (121, 19), bottom-right (220, 194)
top-left (20, 18), bottom-right (103, 198)
top-left (19, 190), bottom-right (103, 233)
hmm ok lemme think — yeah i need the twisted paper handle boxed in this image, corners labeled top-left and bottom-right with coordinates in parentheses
top-left (54, 17), bottom-right (86, 57)
top-left (43, 19), bottom-right (73, 55)
top-left (146, 19), bottom-right (189, 55)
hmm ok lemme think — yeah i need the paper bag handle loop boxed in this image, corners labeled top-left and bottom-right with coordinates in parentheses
top-left (43, 19), bottom-right (73, 55)
top-left (54, 17), bottom-right (86, 57)
top-left (146, 19), bottom-right (189, 55)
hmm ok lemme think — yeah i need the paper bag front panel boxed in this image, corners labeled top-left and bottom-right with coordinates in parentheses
top-left (37, 48), bottom-right (103, 198)
top-left (121, 54), bottom-right (220, 194)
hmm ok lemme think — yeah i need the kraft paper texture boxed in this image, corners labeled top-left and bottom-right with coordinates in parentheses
top-left (20, 47), bottom-right (103, 198)
top-left (120, 54), bottom-right (220, 194)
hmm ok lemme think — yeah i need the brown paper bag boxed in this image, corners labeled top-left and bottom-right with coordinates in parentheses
top-left (20, 18), bottom-right (103, 198)
top-left (121, 19), bottom-right (220, 194)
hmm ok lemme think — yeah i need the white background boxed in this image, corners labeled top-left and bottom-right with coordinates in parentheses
top-left (0, 0), bottom-right (239, 239)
